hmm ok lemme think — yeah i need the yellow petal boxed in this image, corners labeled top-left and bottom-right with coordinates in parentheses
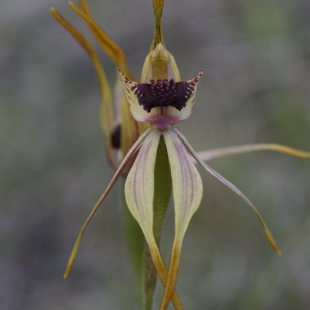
top-left (196, 143), bottom-right (310, 162)
top-left (73, 1), bottom-right (144, 160)
top-left (69, 1), bottom-right (130, 76)
top-left (159, 129), bottom-right (203, 310)
top-left (175, 128), bottom-right (282, 255)
top-left (50, 8), bottom-right (117, 168)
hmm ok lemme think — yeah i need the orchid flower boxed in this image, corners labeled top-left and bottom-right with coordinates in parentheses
top-left (51, 0), bottom-right (310, 309)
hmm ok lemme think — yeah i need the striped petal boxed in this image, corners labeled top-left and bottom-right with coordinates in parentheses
top-left (159, 129), bottom-right (203, 310)
top-left (63, 128), bottom-right (152, 278)
top-left (125, 130), bottom-right (161, 242)
top-left (125, 128), bottom-right (184, 310)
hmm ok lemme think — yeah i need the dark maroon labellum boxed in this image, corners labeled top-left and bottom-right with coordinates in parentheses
top-left (130, 78), bottom-right (196, 113)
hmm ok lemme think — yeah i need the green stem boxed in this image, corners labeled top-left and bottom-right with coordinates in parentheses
top-left (122, 189), bottom-right (145, 307)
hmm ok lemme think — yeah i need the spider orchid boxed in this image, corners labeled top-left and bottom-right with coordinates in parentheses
top-left (51, 0), bottom-right (310, 309)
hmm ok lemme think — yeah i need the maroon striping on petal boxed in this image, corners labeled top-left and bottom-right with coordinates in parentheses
top-left (131, 78), bottom-right (196, 113)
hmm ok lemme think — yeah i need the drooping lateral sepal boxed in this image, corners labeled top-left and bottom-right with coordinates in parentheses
top-left (125, 128), bottom-right (184, 310)
top-left (63, 128), bottom-right (152, 279)
top-left (125, 129), bottom-right (161, 240)
top-left (159, 129), bottom-right (203, 310)
top-left (143, 136), bottom-right (172, 309)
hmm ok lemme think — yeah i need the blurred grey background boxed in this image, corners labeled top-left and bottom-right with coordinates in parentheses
top-left (1, 0), bottom-right (310, 309)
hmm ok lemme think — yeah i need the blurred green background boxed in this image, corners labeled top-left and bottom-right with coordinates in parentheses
top-left (1, 0), bottom-right (310, 309)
